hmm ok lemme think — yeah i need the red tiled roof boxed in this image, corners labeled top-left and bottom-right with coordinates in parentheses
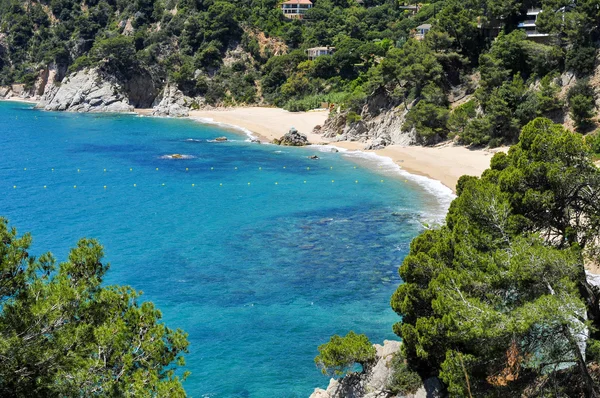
top-left (281, 0), bottom-right (313, 4)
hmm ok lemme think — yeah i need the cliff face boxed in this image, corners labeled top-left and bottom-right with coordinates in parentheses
top-left (38, 68), bottom-right (133, 113)
top-left (316, 89), bottom-right (416, 150)
top-left (151, 83), bottom-right (195, 117)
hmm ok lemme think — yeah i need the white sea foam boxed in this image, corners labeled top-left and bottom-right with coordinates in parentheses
top-left (312, 144), bottom-right (456, 222)
top-left (190, 116), bottom-right (258, 141)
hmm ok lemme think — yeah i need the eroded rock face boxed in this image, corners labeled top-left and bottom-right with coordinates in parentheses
top-left (317, 89), bottom-right (416, 149)
top-left (151, 83), bottom-right (193, 117)
top-left (38, 68), bottom-right (133, 113)
top-left (273, 127), bottom-right (309, 146)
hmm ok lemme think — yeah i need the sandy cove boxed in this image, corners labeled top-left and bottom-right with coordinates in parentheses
top-left (187, 107), bottom-right (505, 193)
top-left (4, 99), bottom-right (500, 193)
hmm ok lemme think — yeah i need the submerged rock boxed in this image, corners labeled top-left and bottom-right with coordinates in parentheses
top-left (215, 136), bottom-right (228, 142)
top-left (273, 127), bottom-right (309, 146)
top-left (309, 155), bottom-right (319, 159)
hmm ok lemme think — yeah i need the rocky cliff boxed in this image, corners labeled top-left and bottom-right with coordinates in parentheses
top-left (315, 89), bottom-right (416, 150)
top-left (151, 83), bottom-right (195, 117)
top-left (309, 340), bottom-right (444, 398)
top-left (37, 68), bottom-right (133, 113)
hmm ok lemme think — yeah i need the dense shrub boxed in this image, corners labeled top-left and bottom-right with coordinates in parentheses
top-left (314, 331), bottom-right (376, 377)
top-left (568, 80), bottom-right (596, 131)
top-left (386, 351), bottom-right (422, 395)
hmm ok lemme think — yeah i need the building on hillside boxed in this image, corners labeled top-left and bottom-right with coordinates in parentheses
top-left (306, 46), bottom-right (335, 60)
top-left (517, 7), bottom-right (556, 41)
top-left (414, 24), bottom-right (431, 40)
top-left (281, 0), bottom-right (313, 20)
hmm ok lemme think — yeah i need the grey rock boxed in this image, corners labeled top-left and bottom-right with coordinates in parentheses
top-left (274, 127), bottom-right (309, 146)
top-left (310, 340), bottom-right (417, 398)
top-left (151, 83), bottom-right (193, 117)
top-left (214, 137), bottom-right (228, 142)
top-left (38, 68), bottom-right (133, 113)
top-left (317, 89), bottom-right (418, 149)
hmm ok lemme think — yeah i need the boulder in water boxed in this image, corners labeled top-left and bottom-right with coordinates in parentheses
top-left (274, 127), bottom-right (309, 146)
top-left (215, 136), bottom-right (228, 142)
top-left (309, 155), bottom-right (319, 159)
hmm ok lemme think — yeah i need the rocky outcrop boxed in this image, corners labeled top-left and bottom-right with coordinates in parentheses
top-left (38, 68), bottom-right (133, 112)
top-left (316, 89), bottom-right (416, 149)
top-left (309, 340), bottom-right (444, 398)
top-left (151, 83), bottom-right (194, 117)
top-left (273, 127), bottom-right (309, 146)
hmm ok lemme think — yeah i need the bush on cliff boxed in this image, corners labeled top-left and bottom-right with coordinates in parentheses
top-left (315, 331), bottom-right (376, 377)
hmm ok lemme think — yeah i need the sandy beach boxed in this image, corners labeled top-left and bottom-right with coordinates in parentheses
top-left (188, 107), bottom-right (331, 144)
top-left (186, 107), bottom-right (502, 192)
top-left (6, 99), bottom-right (498, 192)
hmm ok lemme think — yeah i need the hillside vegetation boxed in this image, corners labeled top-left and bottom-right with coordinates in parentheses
top-left (2, 0), bottom-right (600, 147)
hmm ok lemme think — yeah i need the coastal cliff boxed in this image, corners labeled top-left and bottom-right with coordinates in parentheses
top-left (310, 340), bottom-right (443, 398)
top-left (37, 68), bottom-right (133, 113)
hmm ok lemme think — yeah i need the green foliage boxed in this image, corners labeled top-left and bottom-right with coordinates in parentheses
top-left (0, 0), bottom-right (598, 132)
top-left (447, 100), bottom-right (476, 138)
top-left (346, 110), bottom-right (362, 124)
top-left (566, 46), bottom-right (597, 78)
top-left (391, 118), bottom-right (600, 396)
top-left (0, 219), bottom-right (189, 396)
top-left (91, 35), bottom-right (137, 74)
top-left (568, 80), bottom-right (596, 132)
top-left (586, 132), bottom-right (600, 155)
top-left (386, 351), bottom-right (422, 395)
top-left (315, 331), bottom-right (376, 377)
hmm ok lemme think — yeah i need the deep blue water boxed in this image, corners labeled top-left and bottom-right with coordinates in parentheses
top-left (0, 101), bottom-right (446, 397)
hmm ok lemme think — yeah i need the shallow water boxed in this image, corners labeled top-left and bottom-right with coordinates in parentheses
top-left (0, 101), bottom-right (446, 397)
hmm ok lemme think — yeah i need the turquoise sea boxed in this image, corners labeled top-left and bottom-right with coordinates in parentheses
top-left (0, 101), bottom-right (451, 397)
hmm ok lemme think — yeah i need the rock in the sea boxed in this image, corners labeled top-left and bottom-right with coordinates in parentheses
top-left (38, 68), bottom-right (133, 113)
top-left (250, 138), bottom-right (261, 144)
top-left (170, 154), bottom-right (184, 159)
top-left (215, 136), bottom-right (228, 142)
top-left (274, 127), bottom-right (309, 146)
top-left (309, 155), bottom-right (319, 159)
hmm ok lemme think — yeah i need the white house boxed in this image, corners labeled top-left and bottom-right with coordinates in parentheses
top-left (306, 46), bottom-right (335, 60)
top-left (414, 24), bottom-right (431, 40)
top-left (281, 0), bottom-right (313, 20)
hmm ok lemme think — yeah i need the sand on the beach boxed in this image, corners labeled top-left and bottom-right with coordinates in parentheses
top-left (332, 142), bottom-right (506, 192)
top-left (188, 107), bottom-right (331, 144)
top-left (182, 107), bottom-right (503, 192)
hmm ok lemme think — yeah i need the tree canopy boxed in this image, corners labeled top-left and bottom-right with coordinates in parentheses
top-left (0, 219), bottom-right (189, 397)
top-left (391, 118), bottom-right (600, 396)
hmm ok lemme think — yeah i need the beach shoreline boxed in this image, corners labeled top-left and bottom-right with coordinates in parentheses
top-left (186, 107), bottom-right (503, 193)
top-left (0, 97), bottom-right (40, 105)
top-left (2, 98), bottom-right (499, 194)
